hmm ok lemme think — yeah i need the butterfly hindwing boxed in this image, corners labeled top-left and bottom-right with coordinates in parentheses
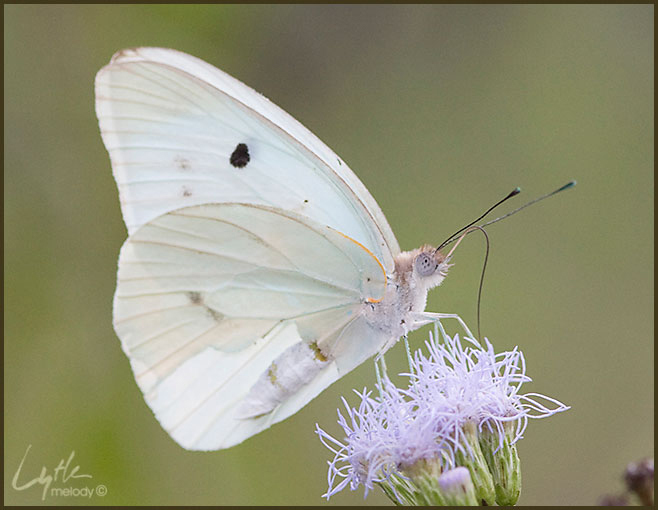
top-left (114, 203), bottom-right (388, 449)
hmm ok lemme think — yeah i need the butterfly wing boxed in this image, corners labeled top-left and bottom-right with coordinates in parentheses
top-left (95, 47), bottom-right (399, 271)
top-left (114, 203), bottom-right (390, 450)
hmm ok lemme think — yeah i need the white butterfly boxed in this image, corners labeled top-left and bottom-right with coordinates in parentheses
top-left (95, 47), bottom-right (464, 450)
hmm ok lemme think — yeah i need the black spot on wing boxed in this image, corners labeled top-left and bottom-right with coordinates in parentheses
top-left (187, 291), bottom-right (202, 304)
top-left (230, 143), bottom-right (250, 168)
top-left (174, 156), bottom-right (191, 171)
top-left (187, 291), bottom-right (224, 322)
top-left (206, 307), bottom-right (223, 322)
top-left (181, 186), bottom-right (192, 197)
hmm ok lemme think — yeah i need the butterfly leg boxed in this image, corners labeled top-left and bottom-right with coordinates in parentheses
top-left (409, 312), bottom-right (477, 341)
top-left (373, 353), bottom-right (389, 397)
top-left (403, 334), bottom-right (414, 373)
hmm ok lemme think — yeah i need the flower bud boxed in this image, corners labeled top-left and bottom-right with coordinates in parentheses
top-left (456, 421), bottom-right (496, 505)
top-left (437, 467), bottom-right (479, 506)
top-left (479, 421), bottom-right (522, 505)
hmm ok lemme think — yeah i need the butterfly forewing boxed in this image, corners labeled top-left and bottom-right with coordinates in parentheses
top-left (96, 47), bottom-right (399, 271)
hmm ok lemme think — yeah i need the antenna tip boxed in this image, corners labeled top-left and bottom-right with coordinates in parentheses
top-left (510, 187), bottom-right (521, 197)
top-left (559, 180), bottom-right (577, 191)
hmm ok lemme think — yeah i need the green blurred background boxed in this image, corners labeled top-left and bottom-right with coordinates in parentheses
top-left (4, 5), bottom-right (653, 506)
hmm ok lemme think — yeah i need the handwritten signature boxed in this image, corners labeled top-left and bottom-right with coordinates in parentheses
top-left (12, 444), bottom-right (93, 501)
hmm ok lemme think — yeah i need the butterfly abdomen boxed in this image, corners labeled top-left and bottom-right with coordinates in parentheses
top-left (237, 340), bottom-right (332, 419)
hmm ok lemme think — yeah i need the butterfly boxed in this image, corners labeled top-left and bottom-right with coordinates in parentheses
top-left (95, 47), bottom-right (469, 451)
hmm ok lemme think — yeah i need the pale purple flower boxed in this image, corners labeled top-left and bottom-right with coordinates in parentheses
top-left (316, 381), bottom-right (454, 500)
top-left (406, 328), bottom-right (570, 455)
top-left (316, 325), bottom-right (569, 502)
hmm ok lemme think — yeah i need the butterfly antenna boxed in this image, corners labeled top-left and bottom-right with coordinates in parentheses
top-left (436, 181), bottom-right (575, 339)
top-left (434, 187), bottom-right (521, 254)
top-left (479, 180), bottom-right (576, 229)
top-left (438, 180), bottom-right (577, 251)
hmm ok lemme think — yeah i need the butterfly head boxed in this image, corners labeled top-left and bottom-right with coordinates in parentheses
top-left (413, 246), bottom-right (451, 289)
top-left (394, 245), bottom-right (451, 293)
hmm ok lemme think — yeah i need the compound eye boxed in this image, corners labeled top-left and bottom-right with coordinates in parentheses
top-left (415, 252), bottom-right (437, 277)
